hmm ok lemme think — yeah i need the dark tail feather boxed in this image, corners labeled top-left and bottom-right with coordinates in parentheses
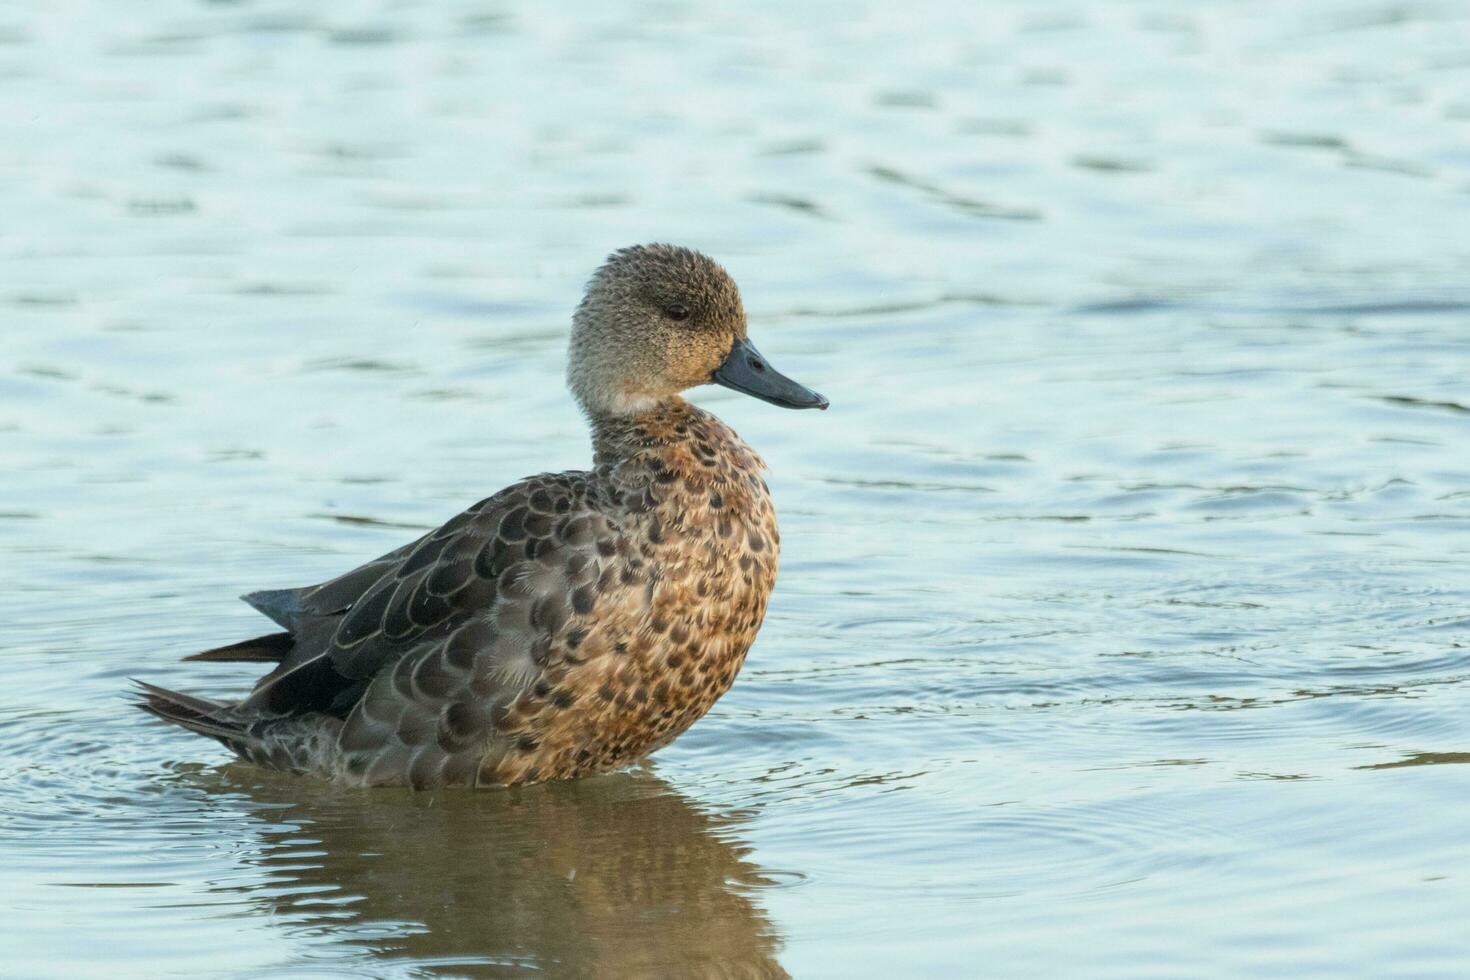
top-left (184, 630), bottom-right (294, 663)
top-left (243, 588), bottom-right (306, 630)
top-left (131, 680), bottom-right (247, 745)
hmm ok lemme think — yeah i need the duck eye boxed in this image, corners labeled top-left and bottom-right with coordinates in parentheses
top-left (663, 303), bottom-right (690, 322)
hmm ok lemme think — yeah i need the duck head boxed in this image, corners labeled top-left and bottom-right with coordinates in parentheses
top-left (568, 244), bottom-right (828, 418)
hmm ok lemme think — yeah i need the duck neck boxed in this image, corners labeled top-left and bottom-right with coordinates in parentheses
top-left (590, 397), bottom-right (766, 486)
top-left (591, 397), bottom-right (772, 549)
top-left (589, 396), bottom-right (696, 466)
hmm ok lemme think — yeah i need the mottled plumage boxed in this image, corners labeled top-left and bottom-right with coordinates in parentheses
top-left (136, 244), bottom-right (826, 788)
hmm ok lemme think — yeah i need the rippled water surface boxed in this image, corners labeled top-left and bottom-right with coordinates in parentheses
top-left (5, 1), bottom-right (1470, 976)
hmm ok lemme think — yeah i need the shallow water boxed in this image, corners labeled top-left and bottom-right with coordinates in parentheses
top-left (4, 1), bottom-right (1470, 976)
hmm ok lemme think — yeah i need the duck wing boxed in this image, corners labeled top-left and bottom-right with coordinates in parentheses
top-left (151, 467), bottom-right (634, 786)
top-left (318, 469), bottom-right (631, 787)
top-left (236, 469), bottom-right (617, 720)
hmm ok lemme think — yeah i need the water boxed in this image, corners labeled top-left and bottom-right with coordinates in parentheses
top-left (4, 0), bottom-right (1470, 975)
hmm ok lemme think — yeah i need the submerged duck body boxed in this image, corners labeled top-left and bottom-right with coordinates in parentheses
top-left (136, 244), bottom-right (826, 788)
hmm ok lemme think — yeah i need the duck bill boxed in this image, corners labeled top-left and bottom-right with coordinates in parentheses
top-left (712, 338), bottom-right (829, 410)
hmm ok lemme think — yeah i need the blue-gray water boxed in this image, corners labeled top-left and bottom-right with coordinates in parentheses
top-left (4, 1), bottom-right (1470, 976)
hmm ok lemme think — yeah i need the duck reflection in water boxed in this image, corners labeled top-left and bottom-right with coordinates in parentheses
top-left (201, 768), bottom-right (790, 978)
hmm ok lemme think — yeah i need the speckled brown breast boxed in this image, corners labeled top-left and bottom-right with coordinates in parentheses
top-left (484, 401), bottom-right (778, 784)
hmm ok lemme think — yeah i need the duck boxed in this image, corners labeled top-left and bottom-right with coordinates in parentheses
top-left (135, 243), bottom-right (827, 789)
